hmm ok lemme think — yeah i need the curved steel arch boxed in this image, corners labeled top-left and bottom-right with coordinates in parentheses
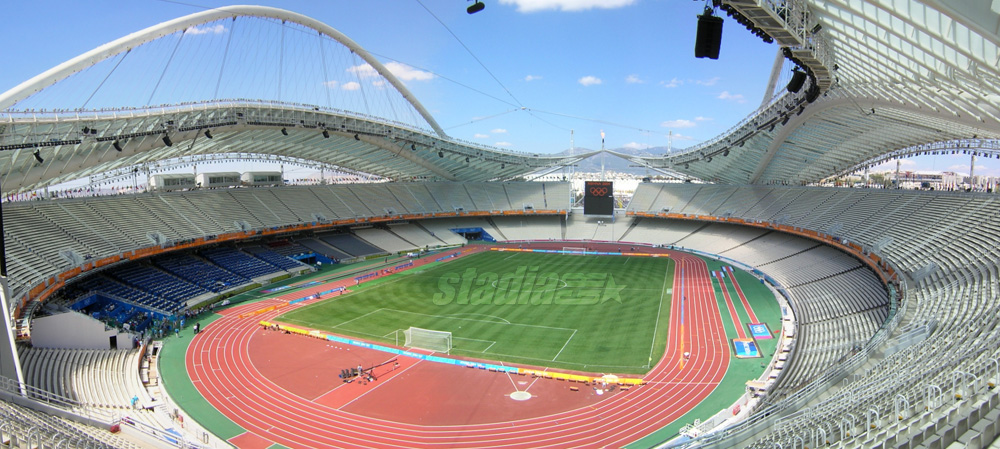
top-left (0, 5), bottom-right (449, 138)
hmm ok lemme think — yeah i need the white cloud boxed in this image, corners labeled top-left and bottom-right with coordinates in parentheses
top-left (898, 159), bottom-right (917, 166)
top-left (977, 167), bottom-right (1000, 176)
top-left (474, 133), bottom-right (490, 139)
top-left (717, 91), bottom-right (746, 103)
top-left (625, 74), bottom-right (643, 84)
top-left (372, 80), bottom-right (387, 87)
top-left (383, 61), bottom-right (434, 81)
top-left (347, 63), bottom-right (378, 78)
top-left (672, 133), bottom-right (696, 141)
top-left (187, 24), bottom-right (227, 35)
top-left (491, 128), bottom-right (508, 134)
top-left (524, 75), bottom-right (542, 82)
top-left (495, 141), bottom-right (513, 147)
top-left (695, 76), bottom-right (720, 86)
top-left (341, 81), bottom-right (361, 91)
top-left (694, 116), bottom-right (712, 122)
top-left (660, 78), bottom-right (682, 88)
top-left (579, 75), bottom-right (602, 86)
top-left (500, 0), bottom-right (635, 12)
top-left (346, 61), bottom-right (434, 82)
top-left (660, 119), bottom-right (697, 129)
top-left (622, 142), bottom-right (651, 150)
top-left (323, 80), bottom-right (339, 89)
top-left (948, 164), bottom-right (970, 172)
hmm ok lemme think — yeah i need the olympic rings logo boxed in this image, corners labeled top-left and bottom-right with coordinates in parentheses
top-left (589, 187), bottom-right (609, 196)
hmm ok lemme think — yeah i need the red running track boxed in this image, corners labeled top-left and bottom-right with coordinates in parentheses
top-left (186, 245), bottom-right (730, 448)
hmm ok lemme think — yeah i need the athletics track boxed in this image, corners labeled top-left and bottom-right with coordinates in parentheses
top-left (186, 243), bottom-right (731, 448)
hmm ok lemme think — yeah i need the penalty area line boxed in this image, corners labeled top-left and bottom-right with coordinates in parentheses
top-left (551, 329), bottom-right (577, 361)
top-left (446, 313), bottom-right (511, 324)
top-left (382, 308), bottom-right (576, 332)
top-left (330, 308), bottom-right (386, 330)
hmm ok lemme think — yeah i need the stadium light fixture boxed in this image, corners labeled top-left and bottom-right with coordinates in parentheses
top-left (162, 134), bottom-right (173, 147)
top-left (411, 144), bottom-right (417, 151)
top-left (281, 127), bottom-right (288, 136)
top-left (113, 140), bottom-right (123, 152)
top-left (204, 129), bottom-right (213, 139)
top-left (322, 130), bottom-right (330, 138)
top-left (354, 134), bottom-right (360, 141)
top-left (438, 151), bottom-right (444, 158)
top-left (467, 1), bottom-right (485, 14)
top-left (33, 150), bottom-right (43, 163)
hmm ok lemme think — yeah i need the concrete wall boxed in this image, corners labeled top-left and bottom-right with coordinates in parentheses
top-left (31, 312), bottom-right (133, 350)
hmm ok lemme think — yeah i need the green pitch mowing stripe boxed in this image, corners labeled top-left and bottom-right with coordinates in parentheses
top-left (279, 251), bottom-right (674, 374)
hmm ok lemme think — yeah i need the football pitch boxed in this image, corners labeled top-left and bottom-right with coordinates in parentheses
top-left (278, 250), bottom-right (674, 374)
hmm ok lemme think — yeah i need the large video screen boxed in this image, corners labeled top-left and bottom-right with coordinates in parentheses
top-left (584, 181), bottom-right (614, 215)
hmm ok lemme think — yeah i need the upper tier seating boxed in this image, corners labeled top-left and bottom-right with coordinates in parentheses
top-left (3, 182), bottom-right (567, 300)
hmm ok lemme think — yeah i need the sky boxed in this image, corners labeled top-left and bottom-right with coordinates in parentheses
top-left (1, 0), bottom-right (996, 178)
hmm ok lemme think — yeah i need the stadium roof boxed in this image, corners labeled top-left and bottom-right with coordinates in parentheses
top-left (2, 1), bottom-right (999, 192)
top-left (636, 0), bottom-right (1000, 184)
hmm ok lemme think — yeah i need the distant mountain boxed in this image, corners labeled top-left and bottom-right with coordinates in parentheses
top-left (553, 145), bottom-right (682, 175)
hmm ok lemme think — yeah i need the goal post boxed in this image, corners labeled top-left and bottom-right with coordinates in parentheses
top-left (561, 246), bottom-right (587, 255)
top-left (401, 327), bottom-right (452, 354)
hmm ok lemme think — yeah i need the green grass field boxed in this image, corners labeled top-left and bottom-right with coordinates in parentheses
top-left (278, 250), bottom-right (674, 374)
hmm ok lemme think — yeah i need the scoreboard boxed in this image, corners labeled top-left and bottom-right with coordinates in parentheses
top-left (584, 181), bottom-right (614, 215)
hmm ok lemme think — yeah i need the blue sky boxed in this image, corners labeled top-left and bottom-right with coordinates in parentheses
top-left (1, 0), bottom-right (994, 177)
top-left (0, 0), bottom-right (776, 152)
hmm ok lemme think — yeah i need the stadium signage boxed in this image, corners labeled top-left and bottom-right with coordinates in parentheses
top-left (584, 180), bottom-right (614, 215)
top-left (432, 266), bottom-right (625, 306)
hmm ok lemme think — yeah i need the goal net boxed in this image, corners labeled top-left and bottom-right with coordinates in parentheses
top-left (402, 327), bottom-right (452, 353)
top-left (562, 246), bottom-right (587, 255)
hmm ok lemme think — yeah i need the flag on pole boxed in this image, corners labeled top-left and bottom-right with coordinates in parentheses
top-left (601, 130), bottom-right (605, 145)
